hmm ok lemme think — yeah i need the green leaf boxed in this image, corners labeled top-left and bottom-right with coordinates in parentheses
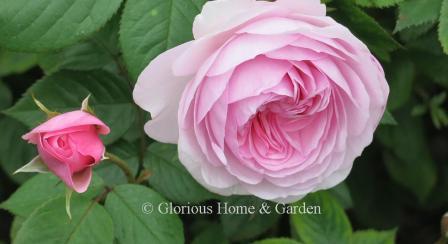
top-left (399, 22), bottom-right (435, 42)
top-left (253, 238), bottom-right (302, 244)
top-left (411, 104), bottom-right (428, 116)
top-left (38, 42), bottom-right (113, 74)
top-left (430, 92), bottom-right (448, 129)
top-left (95, 140), bottom-right (139, 186)
top-left (352, 230), bottom-right (396, 244)
top-left (120, 0), bottom-right (207, 80)
top-left (0, 49), bottom-right (37, 77)
top-left (377, 112), bottom-right (437, 202)
top-left (332, 0), bottom-right (400, 61)
top-left (37, 15), bottom-right (120, 74)
top-left (387, 58), bottom-right (415, 111)
top-left (105, 184), bottom-right (184, 244)
top-left (14, 196), bottom-right (114, 244)
top-left (380, 110), bottom-right (398, 125)
top-left (409, 33), bottom-right (448, 88)
top-left (347, 150), bottom-right (402, 229)
top-left (383, 151), bottom-right (436, 201)
top-left (328, 182), bottom-right (353, 209)
top-left (0, 0), bottom-right (123, 52)
top-left (220, 196), bottom-right (280, 241)
top-left (395, 0), bottom-right (443, 32)
top-left (0, 81), bottom-right (12, 110)
top-left (145, 142), bottom-right (216, 204)
top-left (5, 70), bottom-right (136, 144)
top-left (1, 173), bottom-right (104, 217)
top-left (0, 116), bottom-right (37, 183)
top-left (191, 222), bottom-right (228, 244)
top-left (290, 191), bottom-right (352, 244)
top-left (10, 216), bottom-right (26, 242)
top-left (439, 0), bottom-right (448, 53)
top-left (354, 0), bottom-right (403, 8)
top-left (415, 54), bottom-right (448, 88)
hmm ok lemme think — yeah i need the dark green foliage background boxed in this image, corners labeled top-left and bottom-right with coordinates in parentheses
top-left (0, 0), bottom-right (447, 243)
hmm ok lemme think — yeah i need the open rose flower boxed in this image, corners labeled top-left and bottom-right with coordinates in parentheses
top-left (134, 0), bottom-right (389, 202)
top-left (21, 110), bottom-right (110, 193)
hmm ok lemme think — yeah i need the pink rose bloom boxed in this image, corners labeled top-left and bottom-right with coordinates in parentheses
top-left (23, 111), bottom-right (110, 193)
top-left (134, 0), bottom-right (389, 202)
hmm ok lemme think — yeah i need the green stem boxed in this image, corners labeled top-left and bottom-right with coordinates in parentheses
top-left (105, 152), bottom-right (135, 183)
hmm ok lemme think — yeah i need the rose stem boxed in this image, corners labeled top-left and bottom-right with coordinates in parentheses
top-left (104, 152), bottom-right (136, 183)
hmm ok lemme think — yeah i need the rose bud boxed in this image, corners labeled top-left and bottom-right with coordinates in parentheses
top-left (18, 99), bottom-right (110, 193)
top-left (133, 0), bottom-right (389, 203)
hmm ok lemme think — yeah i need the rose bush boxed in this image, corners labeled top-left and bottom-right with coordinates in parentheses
top-left (22, 110), bottom-right (110, 193)
top-left (134, 0), bottom-right (389, 202)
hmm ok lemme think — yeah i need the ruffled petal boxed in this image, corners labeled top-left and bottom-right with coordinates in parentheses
top-left (133, 42), bottom-right (194, 143)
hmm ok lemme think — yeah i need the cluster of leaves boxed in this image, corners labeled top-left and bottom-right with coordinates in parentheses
top-left (0, 0), bottom-right (447, 243)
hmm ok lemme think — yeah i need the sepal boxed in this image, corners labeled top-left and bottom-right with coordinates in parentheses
top-left (81, 94), bottom-right (95, 115)
top-left (32, 95), bottom-right (59, 119)
top-left (14, 156), bottom-right (49, 174)
top-left (66, 188), bottom-right (73, 220)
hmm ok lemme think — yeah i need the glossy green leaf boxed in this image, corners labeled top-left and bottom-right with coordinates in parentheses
top-left (5, 70), bottom-right (136, 144)
top-left (10, 216), bottom-right (25, 242)
top-left (395, 0), bottom-right (443, 32)
top-left (0, 50), bottom-right (37, 77)
top-left (0, 0), bottom-right (123, 52)
top-left (290, 191), bottom-right (352, 244)
top-left (37, 42), bottom-right (112, 74)
top-left (1, 173), bottom-right (104, 217)
top-left (120, 0), bottom-right (207, 80)
top-left (145, 143), bottom-right (216, 204)
top-left (14, 197), bottom-right (114, 244)
top-left (105, 184), bottom-right (184, 244)
top-left (37, 15), bottom-right (120, 74)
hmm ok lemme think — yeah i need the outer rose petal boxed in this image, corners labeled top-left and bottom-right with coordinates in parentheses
top-left (133, 42), bottom-right (193, 144)
top-left (193, 0), bottom-right (325, 39)
top-left (22, 111), bottom-right (110, 144)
